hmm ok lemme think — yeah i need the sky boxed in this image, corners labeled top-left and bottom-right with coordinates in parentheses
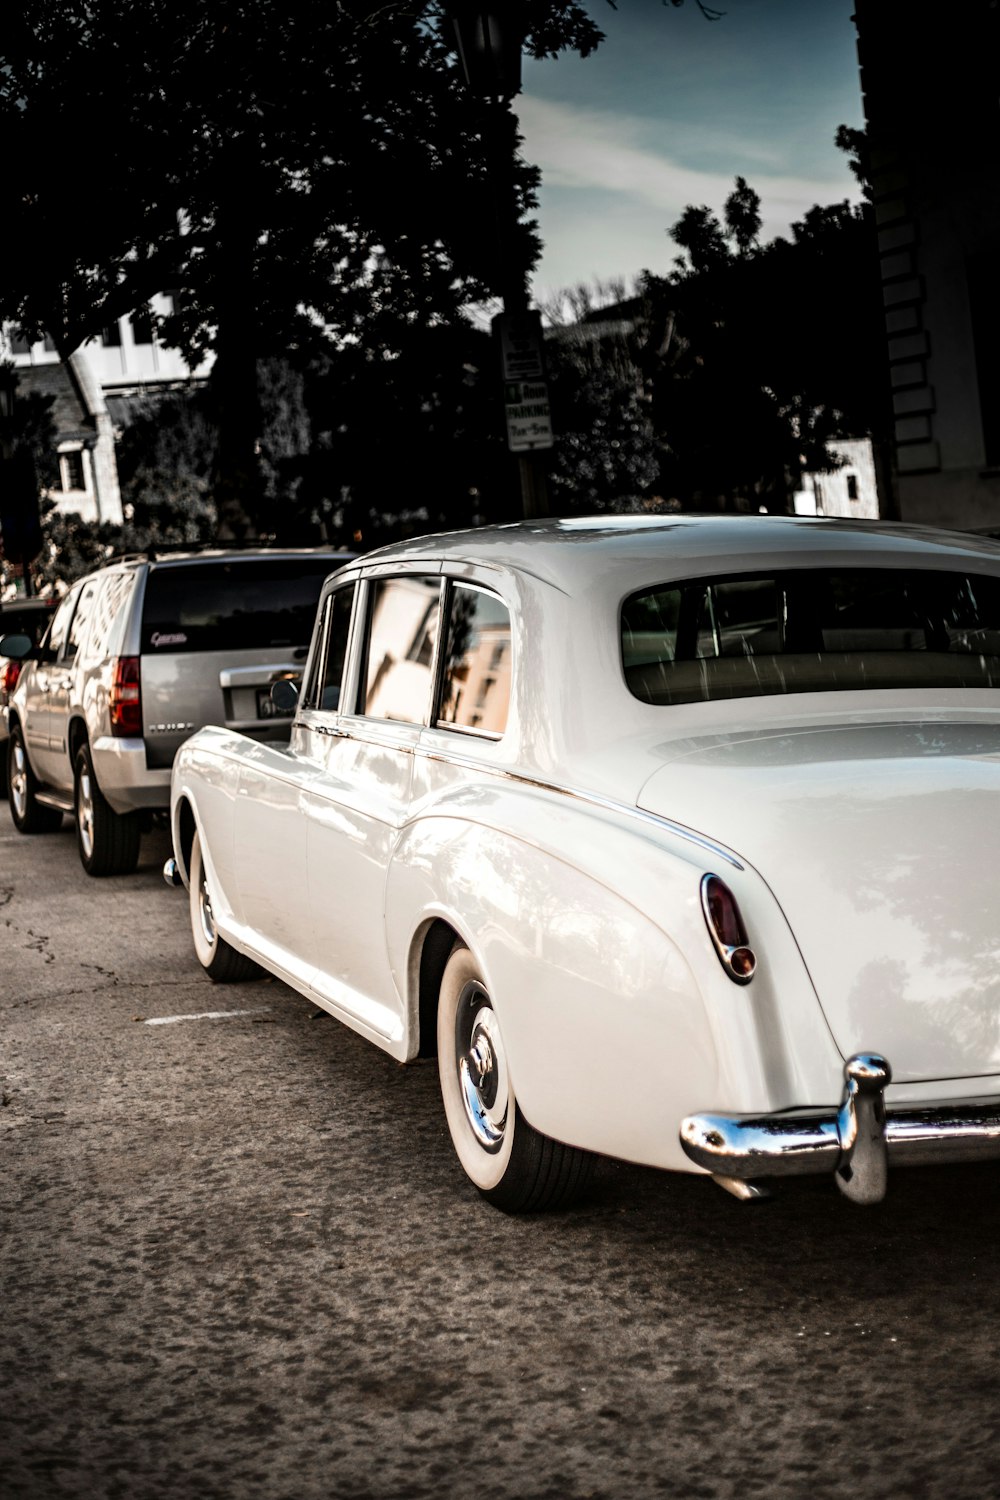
top-left (519, 0), bottom-right (866, 301)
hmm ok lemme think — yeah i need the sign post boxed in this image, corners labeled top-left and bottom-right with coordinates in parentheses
top-left (493, 311), bottom-right (553, 514)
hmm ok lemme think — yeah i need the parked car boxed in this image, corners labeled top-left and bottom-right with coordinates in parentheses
top-left (165, 515), bottom-right (1000, 1212)
top-left (1, 596), bottom-right (59, 796)
top-left (1, 547), bottom-right (352, 875)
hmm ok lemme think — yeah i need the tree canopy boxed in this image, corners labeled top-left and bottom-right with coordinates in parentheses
top-left (2, 2), bottom-right (602, 362)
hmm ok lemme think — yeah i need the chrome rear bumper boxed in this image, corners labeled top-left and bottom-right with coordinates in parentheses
top-left (680, 1053), bottom-right (1000, 1205)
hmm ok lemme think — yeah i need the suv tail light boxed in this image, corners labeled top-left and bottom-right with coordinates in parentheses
top-left (0, 659), bottom-right (22, 701)
top-left (700, 873), bottom-right (756, 985)
top-left (109, 656), bottom-right (142, 737)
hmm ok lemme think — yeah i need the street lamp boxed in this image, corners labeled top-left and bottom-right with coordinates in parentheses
top-left (449, 4), bottom-right (523, 100)
top-left (446, 3), bottom-right (551, 520)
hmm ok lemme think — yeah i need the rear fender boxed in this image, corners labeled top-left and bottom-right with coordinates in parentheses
top-left (386, 813), bottom-right (722, 1172)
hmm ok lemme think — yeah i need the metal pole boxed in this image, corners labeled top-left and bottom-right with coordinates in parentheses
top-left (487, 98), bottom-right (548, 519)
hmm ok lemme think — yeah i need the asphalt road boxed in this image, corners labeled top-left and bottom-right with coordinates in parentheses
top-left (3, 808), bottom-right (1000, 1500)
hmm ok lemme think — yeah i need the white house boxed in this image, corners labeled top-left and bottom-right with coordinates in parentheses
top-left (4, 293), bottom-right (213, 527)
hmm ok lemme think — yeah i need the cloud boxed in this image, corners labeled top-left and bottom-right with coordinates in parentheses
top-left (519, 95), bottom-right (860, 231)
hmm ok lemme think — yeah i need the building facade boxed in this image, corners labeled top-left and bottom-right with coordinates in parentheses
top-left (4, 293), bottom-right (212, 528)
top-left (854, 0), bottom-right (1000, 528)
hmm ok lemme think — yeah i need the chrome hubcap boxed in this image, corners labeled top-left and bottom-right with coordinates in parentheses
top-left (10, 740), bottom-right (28, 820)
top-left (198, 873), bottom-right (216, 948)
top-left (77, 767), bottom-right (95, 859)
top-left (457, 983), bottom-right (509, 1152)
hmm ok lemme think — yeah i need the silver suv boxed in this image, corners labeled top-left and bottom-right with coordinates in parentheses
top-left (1, 547), bottom-right (351, 875)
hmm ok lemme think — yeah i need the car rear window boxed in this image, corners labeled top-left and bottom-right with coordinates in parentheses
top-left (141, 559), bottom-right (337, 653)
top-left (622, 567), bottom-right (1000, 705)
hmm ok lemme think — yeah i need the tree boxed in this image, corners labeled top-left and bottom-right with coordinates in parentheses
top-left (637, 140), bottom-right (886, 511)
top-left (1, 2), bottom-right (604, 536)
top-left (544, 306), bottom-right (661, 512)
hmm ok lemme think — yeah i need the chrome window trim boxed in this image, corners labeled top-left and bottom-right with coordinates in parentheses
top-left (355, 573), bottom-right (443, 725)
top-left (431, 720), bottom-right (504, 743)
top-left (436, 578), bottom-right (512, 742)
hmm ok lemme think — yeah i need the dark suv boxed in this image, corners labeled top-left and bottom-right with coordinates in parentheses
top-left (2, 548), bottom-right (352, 875)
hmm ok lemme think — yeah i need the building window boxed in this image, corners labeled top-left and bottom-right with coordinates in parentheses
top-left (10, 329), bottom-right (31, 354)
top-left (846, 474), bottom-right (859, 501)
top-left (61, 450), bottom-right (86, 492)
top-left (42, 333), bottom-right (57, 352)
top-left (101, 322), bottom-right (122, 347)
top-left (131, 306), bottom-right (154, 345)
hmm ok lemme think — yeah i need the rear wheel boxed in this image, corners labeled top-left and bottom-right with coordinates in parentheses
top-left (74, 743), bottom-right (140, 876)
top-left (436, 944), bottom-right (594, 1213)
top-left (8, 724), bottom-right (63, 833)
top-left (189, 829), bottom-right (260, 982)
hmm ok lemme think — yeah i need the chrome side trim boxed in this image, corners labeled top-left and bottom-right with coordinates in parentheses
top-left (680, 1052), bottom-right (1000, 1204)
top-left (414, 743), bottom-right (745, 870)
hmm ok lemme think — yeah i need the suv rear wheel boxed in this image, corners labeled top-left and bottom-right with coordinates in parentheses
top-left (74, 743), bottom-right (141, 876)
top-left (7, 724), bottom-right (63, 834)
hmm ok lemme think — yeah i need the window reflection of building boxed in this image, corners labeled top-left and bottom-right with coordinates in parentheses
top-left (444, 622), bottom-right (511, 735)
top-left (364, 576), bottom-right (440, 723)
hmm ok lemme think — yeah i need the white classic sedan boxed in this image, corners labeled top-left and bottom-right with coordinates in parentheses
top-left (165, 515), bottom-right (1000, 1211)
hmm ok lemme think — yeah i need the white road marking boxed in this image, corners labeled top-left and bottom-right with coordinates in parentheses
top-left (143, 1008), bottom-right (271, 1026)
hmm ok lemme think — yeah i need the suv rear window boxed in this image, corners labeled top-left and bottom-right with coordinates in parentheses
top-left (622, 567), bottom-right (1000, 705)
top-left (141, 559), bottom-right (337, 653)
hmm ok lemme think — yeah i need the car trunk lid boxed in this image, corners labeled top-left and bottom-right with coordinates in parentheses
top-left (637, 718), bottom-right (1000, 1083)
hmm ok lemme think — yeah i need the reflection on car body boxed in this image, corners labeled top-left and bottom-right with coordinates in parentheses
top-left (166, 516), bottom-right (1000, 1212)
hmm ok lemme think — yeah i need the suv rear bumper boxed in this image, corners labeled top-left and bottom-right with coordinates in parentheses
top-left (91, 736), bottom-right (171, 812)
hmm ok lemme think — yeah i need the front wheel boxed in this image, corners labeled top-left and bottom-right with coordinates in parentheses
top-left (189, 829), bottom-right (260, 982)
top-left (74, 743), bottom-right (140, 876)
top-left (8, 724), bottom-right (63, 833)
top-left (436, 944), bottom-right (594, 1213)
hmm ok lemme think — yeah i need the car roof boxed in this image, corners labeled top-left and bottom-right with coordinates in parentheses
top-left (355, 515), bottom-right (1000, 594)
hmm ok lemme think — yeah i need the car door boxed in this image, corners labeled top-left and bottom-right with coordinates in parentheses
top-left (44, 578), bottom-right (100, 790)
top-left (302, 567), bottom-right (441, 1049)
top-left (24, 585), bottom-right (82, 787)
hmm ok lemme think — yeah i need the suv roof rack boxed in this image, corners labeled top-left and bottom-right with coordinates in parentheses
top-left (103, 540), bottom-right (347, 566)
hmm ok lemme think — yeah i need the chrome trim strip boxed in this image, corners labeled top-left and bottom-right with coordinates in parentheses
top-left (431, 720), bottom-right (504, 743)
top-left (414, 744), bottom-right (745, 870)
top-left (283, 717), bottom-right (744, 869)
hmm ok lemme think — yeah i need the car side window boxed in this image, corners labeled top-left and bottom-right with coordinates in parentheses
top-left (87, 573), bottom-right (133, 660)
top-left (45, 590), bottom-right (79, 661)
top-left (66, 581), bottom-right (99, 661)
top-left (303, 584), bottom-right (355, 712)
top-left (437, 583), bottom-right (511, 738)
top-left (359, 576), bottom-right (441, 724)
